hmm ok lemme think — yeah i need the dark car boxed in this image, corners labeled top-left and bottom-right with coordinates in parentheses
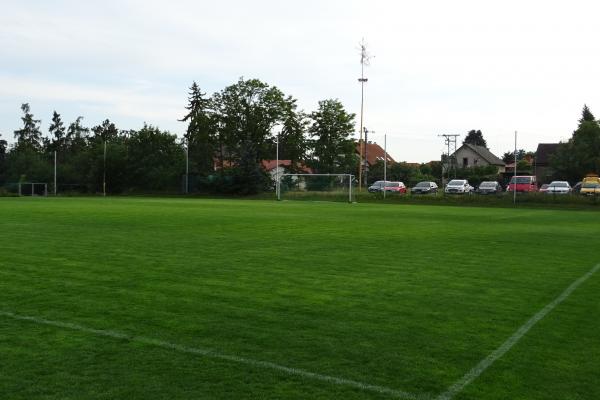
top-left (411, 181), bottom-right (438, 194)
top-left (368, 180), bottom-right (391, 193)
top-left (572, 182), bottom-right (582, 194)
top-left (476, 181), bottom-right (502, 195)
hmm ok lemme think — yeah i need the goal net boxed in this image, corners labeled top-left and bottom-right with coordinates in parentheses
top-left (18, 182), bottom-right (48, 196)
top-left (277, 174), bottom-right (355, 203)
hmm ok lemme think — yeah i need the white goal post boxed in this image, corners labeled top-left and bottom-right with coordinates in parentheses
top-left (18, 182), bottom-right (48, 196)
top-left (276, 173), bottom-right (354, 203)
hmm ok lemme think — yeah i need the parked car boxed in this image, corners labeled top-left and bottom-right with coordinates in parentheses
top-left (411, 181), bottom-right (438, 194)
top-left (572, 182), bottom-right (582, 194)
top-left (546, 181), bottom-right (571, 195)
top-left (383, 181), bottom-right (407, 193)
top-left (581, 182), bottom-right (600, 196)
top-left (368, 180), bottom-right (390, 193)
top-left (476, 181), bottom-right (502, 195)
top-left (580, 174), bottom-right (600, 196)
top-left (445, 179), bottom-right (474, 194)
top-left (539, 184), bottom-right (550, 193)
top-left (507, 176), bottom-right (538, 192)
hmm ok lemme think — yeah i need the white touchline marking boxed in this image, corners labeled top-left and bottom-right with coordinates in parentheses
top-left (0, 311), bottom-right (425, 400)
top-left (436, 263), bottom-right (600, 400)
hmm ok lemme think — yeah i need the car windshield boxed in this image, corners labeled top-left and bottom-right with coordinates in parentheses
top-left (415, 182), bottom-right (430, 188)
top-left (386, 182), bottom-right (399, 187)
top-left (549, 182), bottom-right (568, 187)
top-left (372, 181), bottom-right (387, 187)
top-left (583, 183), bottom-right (600, 188)
top-left (510, 177), bottom-right (533, 184)
top-left (448, 180), bottom-right (465, 185)
top-left (479, 182), bottom-right (495, 187)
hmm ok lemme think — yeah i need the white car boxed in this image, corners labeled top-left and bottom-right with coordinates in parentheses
top-left (546, 181), bottom-right (571, 195)
top-left (445, 179), bottom-right (474, 194)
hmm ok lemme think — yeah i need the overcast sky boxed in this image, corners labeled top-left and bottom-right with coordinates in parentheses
top-left (2, 0), bottom-right (600, 162)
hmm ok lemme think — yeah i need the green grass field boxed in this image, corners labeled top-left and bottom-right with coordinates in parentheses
top-left (1, 197), bottom-right (599, 400)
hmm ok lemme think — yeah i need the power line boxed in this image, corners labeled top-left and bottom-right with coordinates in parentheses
top-left (438, 134), bottom-right (460, 185)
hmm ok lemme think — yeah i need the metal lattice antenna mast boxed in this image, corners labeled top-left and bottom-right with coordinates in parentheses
top-left (357, 38), bottom-right (372, 190)
top-left (438, 134), bottom-right (460, 185)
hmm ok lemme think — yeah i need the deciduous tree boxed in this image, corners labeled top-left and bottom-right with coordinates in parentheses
top-left (309, 99), bottom-right (356, 173)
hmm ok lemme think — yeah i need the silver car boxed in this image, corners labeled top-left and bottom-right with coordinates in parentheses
top-left (445, 179), bottom-right (474, 194)
top-left (546, 181), bottom-right (571, 195)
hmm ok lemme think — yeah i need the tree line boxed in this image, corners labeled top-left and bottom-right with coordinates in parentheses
top-left (2, 83), bottom-right (597, 194)
top-left (551, 105), bottom-right (600, 182)
top-left (0, 78), bottom-right (358, 194)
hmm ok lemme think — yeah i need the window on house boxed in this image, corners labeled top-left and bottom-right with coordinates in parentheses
top-left (463, 157), bottom-right (468, 167)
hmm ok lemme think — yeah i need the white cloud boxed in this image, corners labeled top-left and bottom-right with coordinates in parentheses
top-left (1, 0), bottom-right (600, 160)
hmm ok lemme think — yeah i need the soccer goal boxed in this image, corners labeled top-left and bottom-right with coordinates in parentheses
top-left (277, 174), bottom-right (355, 203)
top-left (18, 182), bottom-right (48, 196)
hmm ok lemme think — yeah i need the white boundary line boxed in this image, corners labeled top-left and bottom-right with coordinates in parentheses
top-left (4, 265), bottom-right (597, 400)
top-left (0, 310), bottom-right (423, 400)
top-left (436, 263), bottom-right (600, 400)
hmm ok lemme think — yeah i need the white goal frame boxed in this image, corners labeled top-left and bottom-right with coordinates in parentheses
top-left (18, 182), bottom-right (48, 196)
top-left (277, 173), bottom-right (354, 203)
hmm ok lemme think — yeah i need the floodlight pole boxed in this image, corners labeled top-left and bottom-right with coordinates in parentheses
top-left (513, 131), bottom-right (517, 205)
top-left (103, 140), bottom-right (107, 197)
top-left (357, 38), bottom-right (371, 192)
top-left (54, 151), bottom-right (57, 195)
top-left (358, 76), bottom-right (367, 191)
top-left (276, 133), bottom-right (280, 200)
top-left (383, 133), bottom-right (387, 199)
top-left (185, 138), bottom-right (189, 194)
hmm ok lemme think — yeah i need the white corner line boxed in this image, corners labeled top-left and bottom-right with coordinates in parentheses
top-left (0, 311), bottom-right (424, 400)
top-left (436, 263), bottom-right (600, 400)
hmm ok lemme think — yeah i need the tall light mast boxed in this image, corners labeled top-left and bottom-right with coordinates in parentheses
top-left (358, 39), bottom-right (371, 190)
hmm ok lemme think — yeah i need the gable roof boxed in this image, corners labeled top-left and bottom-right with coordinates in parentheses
top-left (535, 143), bottom-right (560, 165)
top-left (457, 143), bottom-right (505, 166)
top-left (261, 159), bottom-right (312, 173)
top-left (354, 141), bottom-right (396, 166)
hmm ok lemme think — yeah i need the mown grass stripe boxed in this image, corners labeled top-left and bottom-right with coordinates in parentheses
top-left (436, 264), bottom-right (600, 400)
top-left (0, 310), bottom-right (425, 400)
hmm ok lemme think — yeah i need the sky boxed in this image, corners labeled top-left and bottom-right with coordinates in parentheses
top-left (2, 0), bottom-right (600, 162)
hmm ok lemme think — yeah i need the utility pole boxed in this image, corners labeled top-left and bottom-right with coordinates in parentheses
top-left (383, 133), bottom-right (387, 199)
top-left (364, 127), bottom-right (374, 188)
top-left (54, 151), bottom-right (57, 195)
top-left (276, 133), bottom-right (280, 200)
top-left (103, 140), bottom-right (107, 197)
top-left (185, 138), bottom-right (189, 194)
top-left (513, 131), bottom-right (517, 205)
top-left (357, 38), bottom-right (371, 191)
top-left (438, 134), bottom-right (460, 187)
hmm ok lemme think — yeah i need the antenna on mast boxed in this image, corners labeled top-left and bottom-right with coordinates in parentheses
top-left (357, 38), bottom-right (373, 190)
top-left (438, 134), bottom-right (460, 186)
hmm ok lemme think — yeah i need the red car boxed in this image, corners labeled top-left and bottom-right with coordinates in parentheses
top-left (383, 181), bottom-right (407, 193)
top-left (507, 176), bottom-right (538, 192)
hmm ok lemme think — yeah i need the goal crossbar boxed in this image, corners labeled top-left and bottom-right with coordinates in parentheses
top-left (276, 173), bottom-right (354, 202)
